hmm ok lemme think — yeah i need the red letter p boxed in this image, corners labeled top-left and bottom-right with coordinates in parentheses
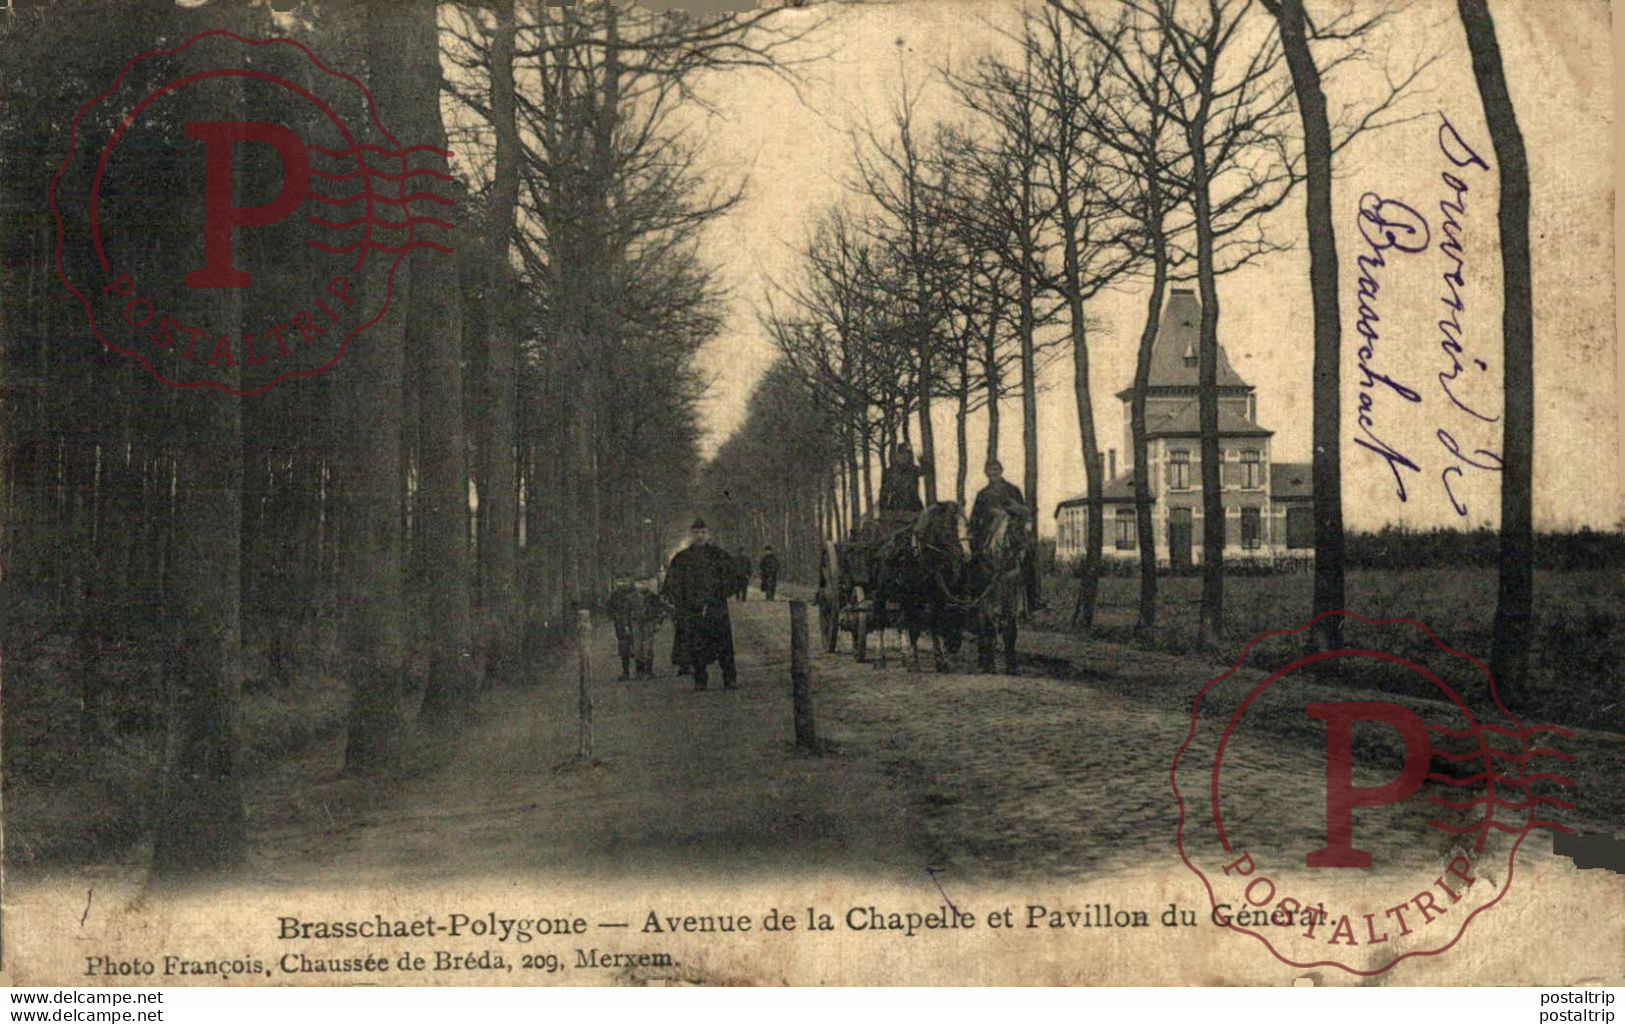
top-left (1306, 701), bottom-right (1431, 868)
top-left (185, 122), bottom-right (310, 288)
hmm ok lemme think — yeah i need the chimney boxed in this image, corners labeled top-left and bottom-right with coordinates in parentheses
top-left (1108, 449), bottom-right (1117, 479)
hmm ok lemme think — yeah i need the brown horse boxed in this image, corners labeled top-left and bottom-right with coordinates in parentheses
top-left (968, 504), bottom-right (1031, 674)
top-left (868, 501), bottom-right (972, 672)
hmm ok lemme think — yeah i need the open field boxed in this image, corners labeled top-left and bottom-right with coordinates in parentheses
top-left (1033, 567), bottom-right (1624, 732)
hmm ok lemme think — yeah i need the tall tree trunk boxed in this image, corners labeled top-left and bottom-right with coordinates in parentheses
top-left (1131, 207), bottom-right (1169, 643)
top-left (153, 391), bottom-right (245, 875)
top-left (479, 0), bottom-right (522, 680)
top-left (1272, 0), bottom-right (1346, 652)
top-left (983, 316), bottom-right (1001, 464)
top-left (860, 421), bottom-right (874, 516)
top-left (1459, 0), bottom-right (1532, 702)
top-left (341, 2), bottom-right (412, 770)
top-left (152, 38), bottom-right (244, 873)
top-left (1191, 140), bottom-right (1225, 650)
top-left (955, 346), bottom-right (969, 509)
top-left (915, 338), bottom-right (937, 504)
top-left (1018, 176), bottom-right (1040, 590)
top-left (846, 429), bottom-right (862, 527)
top-left (1062, 235), bottom-right (1102, 631)
top-left (521, 438), bottom-right (545, 659)
top-left (1018, 245), bottom-right (1040, 602)
top-left (392, 0), bottom-right (477, 724)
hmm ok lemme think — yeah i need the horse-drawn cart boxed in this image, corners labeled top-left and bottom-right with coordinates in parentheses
top-left (813, 502), bottom-right (1027, 673)
top-left (814, 510), bottom-right (954, 664)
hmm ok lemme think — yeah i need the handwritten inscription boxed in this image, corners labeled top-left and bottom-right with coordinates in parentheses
top-left (1433, 116), bottom-right (1501, 515)
top-left (1350, 114), bottom-right (1500, 514)
top-left (1352, 193), bottom-right (1427, 500)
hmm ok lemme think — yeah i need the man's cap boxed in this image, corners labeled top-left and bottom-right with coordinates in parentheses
top-left (764, 544), bottom-right (774, 550)
top-left (986, 459), bottom-right (1003, 471)
top-left (691, 517), bottom-right (708, 529)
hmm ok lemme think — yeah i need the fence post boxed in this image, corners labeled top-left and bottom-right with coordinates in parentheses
top-left (789, 600), bottom-right (818, 753)
top-left (576, 607), bottom-right (594, 760)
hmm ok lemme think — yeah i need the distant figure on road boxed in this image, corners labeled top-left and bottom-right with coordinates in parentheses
top-left (878, 442), bottom-right (924, 518)
top-left (605, 572), bottom-right (641, 680)
top-left (734, 549), bottom-right (752, 601)
top-left (759, 545), bottom-right (781, 600)
top-left (663, 519), bottom-right (739, 691)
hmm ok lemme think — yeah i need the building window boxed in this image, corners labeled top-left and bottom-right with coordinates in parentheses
top-left (1115, 509), bottom-right (1136, 550)
top-left (1286, 506), bottom-right (1313, 549)
top-left (1170, 450), bottom-right (1190, 490)
top-left (1241, 508), bottom-right (1261, 550)
top-left (1242, 450), bottom-right (1261, 489)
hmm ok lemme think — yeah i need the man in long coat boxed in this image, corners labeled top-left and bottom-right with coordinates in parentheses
top-left (662, 519), bottom-right (738, 691)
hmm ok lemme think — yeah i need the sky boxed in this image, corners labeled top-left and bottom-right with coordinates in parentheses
top-left (676, 0), bottom-right (1617, 534)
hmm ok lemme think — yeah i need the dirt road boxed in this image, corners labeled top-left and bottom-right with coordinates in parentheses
top-left (247, 588), bottom-right (1603, 888)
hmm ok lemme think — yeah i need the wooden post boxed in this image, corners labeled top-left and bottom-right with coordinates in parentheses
top-left (789, 600), bottom-right (818, 753)
top-left (576, 607), bottom-right (593, 760)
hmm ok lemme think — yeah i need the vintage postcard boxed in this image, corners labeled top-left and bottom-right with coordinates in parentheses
top-left (1, 0), bottom-right (1620, 992)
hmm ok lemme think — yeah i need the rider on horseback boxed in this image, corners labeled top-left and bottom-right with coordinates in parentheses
top-left (878, 442), bottom-right (924, 519)
top-left (970, 459), bottom-right (1043, 614)
top-left (970, 459), bottom-right (1036, 674)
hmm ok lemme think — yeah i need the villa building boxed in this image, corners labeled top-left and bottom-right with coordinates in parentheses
top-left (1053, 288), bottom-right (1314, 568)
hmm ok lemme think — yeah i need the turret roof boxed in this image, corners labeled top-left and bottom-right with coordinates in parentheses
top-left (1114, 288), bottom-right (1251, 400)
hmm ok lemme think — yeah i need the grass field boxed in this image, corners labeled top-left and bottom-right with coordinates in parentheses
top-left (1032, 567), bottom-right (1624, 732)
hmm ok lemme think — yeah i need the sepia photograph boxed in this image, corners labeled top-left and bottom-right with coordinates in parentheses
top-left (0, 0), bottom-right (1620, 1004)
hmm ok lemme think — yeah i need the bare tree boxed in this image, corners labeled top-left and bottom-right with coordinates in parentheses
top-left (1054, 2), bottom-right (1190, 642)
top-left (468, 0), bottom-right (816, 608)
top-left (1265, 0), bottom-right (1344, 652)
top-left (381, 0), bottom-right (478, 725)
top-left (339, 0), bottom-right (412, 772)
top-left (476, 0), bottom-right (522, 681)
top-left (1024, 8), bottom-right (1142, 629)
top-left (944, 44), bottom-right (1063, 554)
top-left (1262, 0), bottom-right (1432, 653)
top-left (1457, 0), bottom-right (1532, 702)
top-left (153, 7), bottom-right (247, 871)
top-left (850, 75), bottom-right (958, 506)
top-left (935, 142), bottom-right (1016, 509)
top-left (1140, 0), bottom-right (1299, 650)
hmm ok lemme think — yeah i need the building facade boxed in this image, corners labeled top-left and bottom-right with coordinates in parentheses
top-left (1054, 288), bottom-right (1314, 569)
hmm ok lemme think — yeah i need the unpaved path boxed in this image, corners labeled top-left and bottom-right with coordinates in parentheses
top-left (246, 590), bottom-right (1602, 887)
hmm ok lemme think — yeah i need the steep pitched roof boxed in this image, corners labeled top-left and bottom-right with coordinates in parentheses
top-left (1270, 461), bottom-right (1313, 500)
top-left (1054, 471), bottom-right (1136, 515)
top-left (1115, 288), bottom-right (1251, 400)
top-left (1144, 398), bottom-right (1272, 439)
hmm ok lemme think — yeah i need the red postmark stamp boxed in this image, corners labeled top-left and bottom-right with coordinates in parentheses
top-left (1172, 611), bottom-right (1575, 975)
top-left (50, 30), bottom-right (454, 395)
